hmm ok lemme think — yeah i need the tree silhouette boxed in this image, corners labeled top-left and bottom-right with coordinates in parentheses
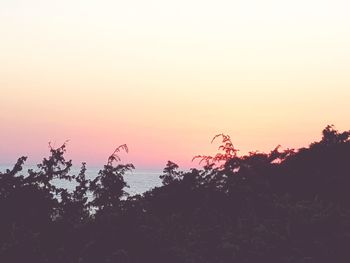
top-left (1, 126), bottom-right (350, 262)
top-left (89, 144), bottom-right (134, 214)
top-left (160, 161), bottom-right (182, 186)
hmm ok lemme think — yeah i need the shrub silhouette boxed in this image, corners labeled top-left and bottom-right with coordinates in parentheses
top-left (89, 144), bottom-right (134, 215)
top-left (1, 125), bottom-right (350, 263)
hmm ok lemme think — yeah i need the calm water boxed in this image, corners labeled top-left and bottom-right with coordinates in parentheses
top-left (0, 165), bottom-right (163, 196)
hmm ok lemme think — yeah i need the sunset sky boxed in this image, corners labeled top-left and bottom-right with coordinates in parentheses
top-left (1, 0), bottom-right (350, 169)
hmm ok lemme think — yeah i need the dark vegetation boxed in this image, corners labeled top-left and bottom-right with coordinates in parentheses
top-left (1, 125), bottom-right (350, 263)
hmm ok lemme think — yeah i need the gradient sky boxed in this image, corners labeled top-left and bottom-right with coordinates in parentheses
top-left (1, 0), bottom-right (350, 169)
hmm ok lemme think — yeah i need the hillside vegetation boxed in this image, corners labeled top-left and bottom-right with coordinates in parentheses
top-left (1, 126), bottom-right (350, 263)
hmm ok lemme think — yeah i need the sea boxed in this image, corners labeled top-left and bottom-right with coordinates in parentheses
top-left (0, 164), bottom-right (163, 196)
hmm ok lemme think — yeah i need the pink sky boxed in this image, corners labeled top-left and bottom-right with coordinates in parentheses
top-left (1, 0), bottom-right (350, 169)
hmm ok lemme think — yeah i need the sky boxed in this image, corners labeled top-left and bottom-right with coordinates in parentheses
top-left (1, 0), bottom-right (350, 169)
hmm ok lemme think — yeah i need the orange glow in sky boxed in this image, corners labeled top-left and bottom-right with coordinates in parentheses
top-left (1, 0), bottom-right (350, 168)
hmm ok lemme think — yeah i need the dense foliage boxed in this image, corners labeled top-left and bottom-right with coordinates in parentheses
top-left (1, 126), bottom-right (350, 263)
